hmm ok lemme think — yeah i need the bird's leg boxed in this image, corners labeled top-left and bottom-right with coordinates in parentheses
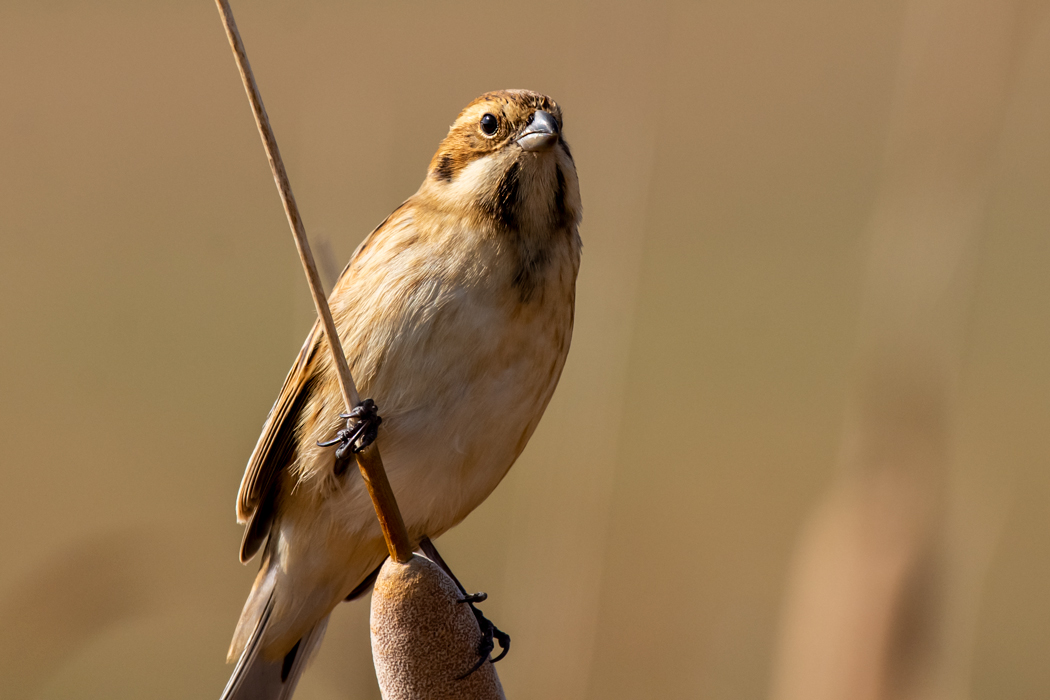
top-left (418, 536), bottom-right (511, 677)
top-left (317, 398), bottom-right (382, 475)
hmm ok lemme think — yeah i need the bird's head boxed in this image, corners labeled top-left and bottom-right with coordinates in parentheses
top-left (422, 90), bottom-right (580, 235)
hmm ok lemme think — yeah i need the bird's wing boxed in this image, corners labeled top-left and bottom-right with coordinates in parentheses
top-left (235, 202), bottom-right (411, 563)
top-left (237, 320), bottom-right (322, 562)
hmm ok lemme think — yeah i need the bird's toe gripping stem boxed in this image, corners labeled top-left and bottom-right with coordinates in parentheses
top-left (456, 593), bottom-right (511, 679)
top-left (318, 398), bottom-right (382, 467)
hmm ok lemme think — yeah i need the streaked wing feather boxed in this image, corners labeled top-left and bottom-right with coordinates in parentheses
top-left (237, 323), bottom-right (322, 525)
top-left (234, 202), bottom-right (410, 559)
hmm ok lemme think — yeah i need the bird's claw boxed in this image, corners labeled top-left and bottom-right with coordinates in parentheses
top-left (317, 398), bottom-right (382, 469)
top-left (456, 595), bottom-right (510, 679)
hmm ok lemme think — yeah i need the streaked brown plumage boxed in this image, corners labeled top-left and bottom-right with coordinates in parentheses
top-left (222, 90), bottom-right (581, 700)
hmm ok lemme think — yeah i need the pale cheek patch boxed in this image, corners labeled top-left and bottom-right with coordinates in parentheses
top-left (434, 154), bottom-right (508, 212)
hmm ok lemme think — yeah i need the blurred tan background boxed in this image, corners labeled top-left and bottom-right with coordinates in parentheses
top-left (3, 1), bottom-right (1050, 698)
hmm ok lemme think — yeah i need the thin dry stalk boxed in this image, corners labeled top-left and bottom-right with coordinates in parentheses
top-left (214, 0), bottom-right (413, 563)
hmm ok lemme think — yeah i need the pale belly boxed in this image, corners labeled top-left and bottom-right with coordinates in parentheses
top-left (266, 297), bottom-right (569, 654)
top-left (259, 212), bottom-right (579, 656)
top-left (356, 288), bottom-right (571, 540)
top-left (276, 273), bottom-right (573, 608)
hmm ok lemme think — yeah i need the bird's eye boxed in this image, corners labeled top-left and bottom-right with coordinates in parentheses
top-left (480, 113), bottom-right (498, 136)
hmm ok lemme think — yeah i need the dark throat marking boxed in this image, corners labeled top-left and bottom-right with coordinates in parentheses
top-left (511, 163), bottom-right (560, 303)
top-left (559, 140), bottom-right (574, 165)
top-left (489, 158), bottom-right (571, 303)
top-left (553, 165), bottom-right (569, 230)
top-left (490, 160), bottom-right (520, 230)
top-left (486, 160), bottom-right (541, 301)
top-left (513, 240), bottom-right (552, 304)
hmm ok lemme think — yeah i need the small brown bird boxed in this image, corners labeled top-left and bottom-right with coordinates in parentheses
top-left (222, 90), bottom-right (582, 699)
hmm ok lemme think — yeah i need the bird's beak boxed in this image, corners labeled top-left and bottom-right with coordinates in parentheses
top-left (516, 110), bottom-right (559, 152)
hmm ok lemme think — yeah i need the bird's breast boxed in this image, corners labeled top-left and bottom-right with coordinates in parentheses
top-left (322, 216), bottom-right (580, 536)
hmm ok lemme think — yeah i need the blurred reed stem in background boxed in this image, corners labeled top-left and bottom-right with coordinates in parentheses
top-left (769, 2), bottom-right (1033, 699)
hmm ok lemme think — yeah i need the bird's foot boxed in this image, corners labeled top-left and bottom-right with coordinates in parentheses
top-left (416, 536), bottom-right (511, 677)
top-left (456, 593), bottom-right (510, 679)
top-left (317, 398), bottom-right (382, 470)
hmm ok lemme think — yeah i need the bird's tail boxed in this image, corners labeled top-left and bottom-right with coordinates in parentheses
top-left (221, 566), bottom-right (329, 700)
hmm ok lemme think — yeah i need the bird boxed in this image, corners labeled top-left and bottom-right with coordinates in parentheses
top-left (221, 89), bottom-right (582, 700)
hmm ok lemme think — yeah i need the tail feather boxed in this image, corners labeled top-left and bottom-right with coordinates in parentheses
top-left (229, 555), bottom-right (279, 662)
top-left (280, 617), bottom-right (329, 697)
top-left (221, 591), bottom-right (273, 700)
top-left (221, 608), bottom-right (329, 700)
top-left (221, 583), bottom-right (330, 700)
